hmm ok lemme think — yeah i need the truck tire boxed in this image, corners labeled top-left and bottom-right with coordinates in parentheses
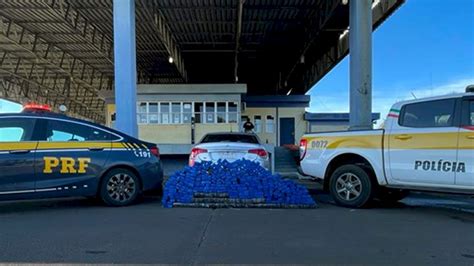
top-left (329, 164), bottom-right (375, 208)
top-left (100, 168), bottom-right (141, 207)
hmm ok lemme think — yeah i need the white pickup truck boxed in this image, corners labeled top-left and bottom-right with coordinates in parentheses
top-left (300, 89), bottom-right (474, 208)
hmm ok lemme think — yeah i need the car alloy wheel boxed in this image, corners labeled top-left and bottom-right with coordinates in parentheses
top-left (329, 164), bottom-right (374, 208)
top-left (107, 173), bottom-right (136, 203)
top-left (100, 168), bottom-right (141, 206)
top-left (335, 173), bottom-right (362, 201)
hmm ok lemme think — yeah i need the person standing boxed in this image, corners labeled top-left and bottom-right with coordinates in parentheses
top-left (243, 118), bottom-right (255, 133)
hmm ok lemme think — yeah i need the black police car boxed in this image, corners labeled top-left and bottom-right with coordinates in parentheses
top-left (0, 104), bottom-right (163, 206)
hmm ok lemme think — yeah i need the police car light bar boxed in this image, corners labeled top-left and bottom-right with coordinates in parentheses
top-left (23, 103), bottom-right (52, 112)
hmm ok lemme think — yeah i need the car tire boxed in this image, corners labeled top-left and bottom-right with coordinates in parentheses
top-left (329, 164), bottom-right (375, 208)
top-left (100, 168), bottom-right (141, 207)
top-left (378, 189), bottom-right (409, 202)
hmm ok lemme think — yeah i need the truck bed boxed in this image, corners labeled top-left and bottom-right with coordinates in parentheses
top-left (300, 129), bottom-right (385, 183)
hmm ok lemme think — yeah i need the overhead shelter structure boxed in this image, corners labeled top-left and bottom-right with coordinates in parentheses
top-left (0, 0), bottom-right (403, 130)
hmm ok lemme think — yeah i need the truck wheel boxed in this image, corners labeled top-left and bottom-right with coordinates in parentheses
top-left (100, 168), bottom-right (141, 207)
top-left (329, 165), bottom-right (375, 208)
top-left (378, 189), bottom-right (409, 202)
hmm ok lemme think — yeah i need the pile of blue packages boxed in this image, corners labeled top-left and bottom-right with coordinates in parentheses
top-left (162, 159), bottom-right (316, 208)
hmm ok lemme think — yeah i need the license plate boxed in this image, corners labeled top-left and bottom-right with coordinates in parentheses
top-left (221, 152), bottom-right (236, 158)
top-left (217, 152), bottom-right (241, 160)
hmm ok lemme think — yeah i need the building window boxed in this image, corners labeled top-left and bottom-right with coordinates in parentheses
top-left (228, 102), bottom-right (238, 123)
top-left (194, 102), bottom-right (204, 123)
top-left (160, 102), bottom-right (170, 124)
top-left (217, 102), bottom-right (226, 123)
top-left (183, 102), bottom-right (192, 123)
top-left (205, 102), bottom-right (215, 123)
top-left (137, 102), bottom-right (148, 124)
top-left (254, 115), bottom-right (262, 133)
top-left (136, 101), bottom-right (240, 125)
top-left (148, 102), bottom-right (159, 124)
top-left (265, 115), bottom-right (274, 133)
top-left (171, 102), bottom-right (181, 124)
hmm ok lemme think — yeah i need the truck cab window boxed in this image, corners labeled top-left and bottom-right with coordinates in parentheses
top-left (469, 101), bottom-right (474, 125)
top-left (399, 99), bottom-right (456, 128)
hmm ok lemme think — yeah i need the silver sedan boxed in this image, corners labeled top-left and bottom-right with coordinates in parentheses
top-left (189, 132), bottom-right (270, 169)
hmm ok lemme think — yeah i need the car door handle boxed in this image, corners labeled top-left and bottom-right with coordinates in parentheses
top-left (394, 134), bottom-right (412, 140)
top-left (88, 147), bottom-right (104, 151)
top-left (9, 149), bottom-right (30, 154)
top-left (466, 135), bottom-right (474, 139)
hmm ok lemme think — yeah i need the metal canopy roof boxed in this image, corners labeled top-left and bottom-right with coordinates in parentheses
top-left (0, 0), bottom-right (403, 122)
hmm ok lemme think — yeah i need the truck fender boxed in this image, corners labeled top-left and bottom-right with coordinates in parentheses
top-left (323, 152), bottom-right (387, 190)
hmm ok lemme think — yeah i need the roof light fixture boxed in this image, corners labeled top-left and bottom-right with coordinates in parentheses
top-left (23, 103), bottom-right (51, 112)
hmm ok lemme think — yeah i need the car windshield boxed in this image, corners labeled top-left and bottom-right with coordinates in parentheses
top-left (201, 134), bottom-right (259, 144)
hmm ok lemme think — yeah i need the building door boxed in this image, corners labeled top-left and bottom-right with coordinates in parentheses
top-left (279, 118), bottom-right (295, 145)
top-left (241, 115), bottom-right (249, 133)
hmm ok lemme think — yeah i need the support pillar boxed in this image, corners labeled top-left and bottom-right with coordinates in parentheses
top-left (113, 0), bottom-right (138, 137)
top-left (349, 0), bottom-right (372, 130)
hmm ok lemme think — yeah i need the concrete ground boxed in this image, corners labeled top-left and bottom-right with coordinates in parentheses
top-left (0, 189), bottom-right (473, 265)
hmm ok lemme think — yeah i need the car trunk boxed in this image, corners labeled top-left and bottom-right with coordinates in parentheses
top-left (198, 142), bottom-right (261, 162)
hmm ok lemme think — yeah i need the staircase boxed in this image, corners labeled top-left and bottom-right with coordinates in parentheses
top-left (274, 146), bottom-right (300, 178)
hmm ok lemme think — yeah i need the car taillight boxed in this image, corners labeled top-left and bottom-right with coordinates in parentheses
top-left (248, 148), bottom-right (268, 159)
top-left (189, 148), bottom-right (207, 166)
top-left (300, 139), bottom-right (308, 160)
top-left (150, 146), bottom-right (160, 158)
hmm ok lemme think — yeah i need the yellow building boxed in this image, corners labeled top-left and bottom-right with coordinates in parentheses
top-left (240, 95), bottom-right (310, 147)
top-left (104, 84), bottom-right (310, 154)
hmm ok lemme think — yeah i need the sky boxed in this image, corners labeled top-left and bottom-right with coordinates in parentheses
top-left (1, 0), bottom-right (474, 121)
top-left (307, 0), bottom-right (474, 123)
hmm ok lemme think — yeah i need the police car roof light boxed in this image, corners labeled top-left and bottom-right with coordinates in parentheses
top-left (23, 103), bottom-right (52, 112)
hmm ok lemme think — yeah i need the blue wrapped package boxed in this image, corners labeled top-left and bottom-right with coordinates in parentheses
top-left (162, 159), bottom-right (316, 208)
